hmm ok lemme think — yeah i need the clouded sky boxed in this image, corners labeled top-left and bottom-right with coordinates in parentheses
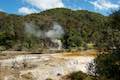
top-left (0, 0), bottom-right (120, 15)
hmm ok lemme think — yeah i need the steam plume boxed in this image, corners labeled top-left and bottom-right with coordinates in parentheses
top-left (45, 22), bottom-right (64, 39)
top-left (25, 22), bottom-right (64, 50)
top-left (25, 23), bottom-right (44, 38)
top-left (45, 22), bottom-right (64, 50)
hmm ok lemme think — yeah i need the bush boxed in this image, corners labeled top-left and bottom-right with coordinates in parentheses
top-left (65, 71), bottom-right (96, 80)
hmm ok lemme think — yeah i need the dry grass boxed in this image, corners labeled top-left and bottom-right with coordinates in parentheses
top-left (0, 67), bottom-right (20, 80)
top-left (62, 50), bottom-right (97, 57)
top-left (0, 51), bottom-right (31, 60)
top-left (21, 72), bottom-right (35, 80)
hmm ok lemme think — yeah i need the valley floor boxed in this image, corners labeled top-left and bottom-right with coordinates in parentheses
top-left (0, 50), bottom-right (97, 80)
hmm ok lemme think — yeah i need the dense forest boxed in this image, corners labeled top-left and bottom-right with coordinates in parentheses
top-left (0, 8), bottom-right (111, 51)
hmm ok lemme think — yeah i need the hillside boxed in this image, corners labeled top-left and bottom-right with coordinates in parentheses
top-left (0, 8), bottom-right (111, 51)
top-left (0, 8), bottom-right (120, 80)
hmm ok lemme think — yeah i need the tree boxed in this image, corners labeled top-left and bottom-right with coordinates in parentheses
top-left (88, 9), bottom-right (120, 80)
top-left (62, 27), bottom-right (82, 49)
top-left (110, 9), bottom-right (120, 31)
top-left (0, 32), bottom-right (13, 49)
top-left (89, 50), bottom-right (120, 80)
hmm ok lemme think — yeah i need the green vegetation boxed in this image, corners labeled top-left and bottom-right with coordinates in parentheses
top-left (88, 9), bottom-right (120, 80)
top-left (87, 50), bottom-right (120, 80)
top-left (65, 71), bottom-right (96, 80)
top-left (0, 8), bottom-right (119, 80)
top-left (70, 9), bottom-right (120, 80)
top-left (0, 8), bottom-right (109, 50)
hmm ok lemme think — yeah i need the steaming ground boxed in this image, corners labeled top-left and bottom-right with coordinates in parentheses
top-left (0, 50), bottom-right (97, 80)
top-left (25, 22), bottom-right (64, 50)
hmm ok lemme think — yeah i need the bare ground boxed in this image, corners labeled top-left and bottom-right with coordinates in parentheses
top-left (0, 50), bottom-right (97, 80)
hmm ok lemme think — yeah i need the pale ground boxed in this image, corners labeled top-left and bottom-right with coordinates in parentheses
top-left (0, 50), bottom-right (97, 80)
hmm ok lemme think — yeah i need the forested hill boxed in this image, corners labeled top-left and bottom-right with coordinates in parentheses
top-left (0, 8), bottom-right (117, 51)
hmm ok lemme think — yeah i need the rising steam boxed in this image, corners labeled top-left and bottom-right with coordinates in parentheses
top-left (45, 22), bottom-right (64, 50)
top-left (25, 23), bottom-right (44, 38)
top-left (25, 22), bottom-right (64, 50)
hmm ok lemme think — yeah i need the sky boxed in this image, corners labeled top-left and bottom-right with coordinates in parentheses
top-left (0, 0), bottom-right (120, 15)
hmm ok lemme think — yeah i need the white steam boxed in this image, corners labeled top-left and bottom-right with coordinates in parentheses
top-left (25, 23), bottom-right (44, 38)
top-left (51, 39), bottom-right (62, 50)
top-left (25, 22), bottom-right (64, 50)
top-left (45, 22), bottom-right (64, 39)
top-left (45, 22), bottom-right (64, 50)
